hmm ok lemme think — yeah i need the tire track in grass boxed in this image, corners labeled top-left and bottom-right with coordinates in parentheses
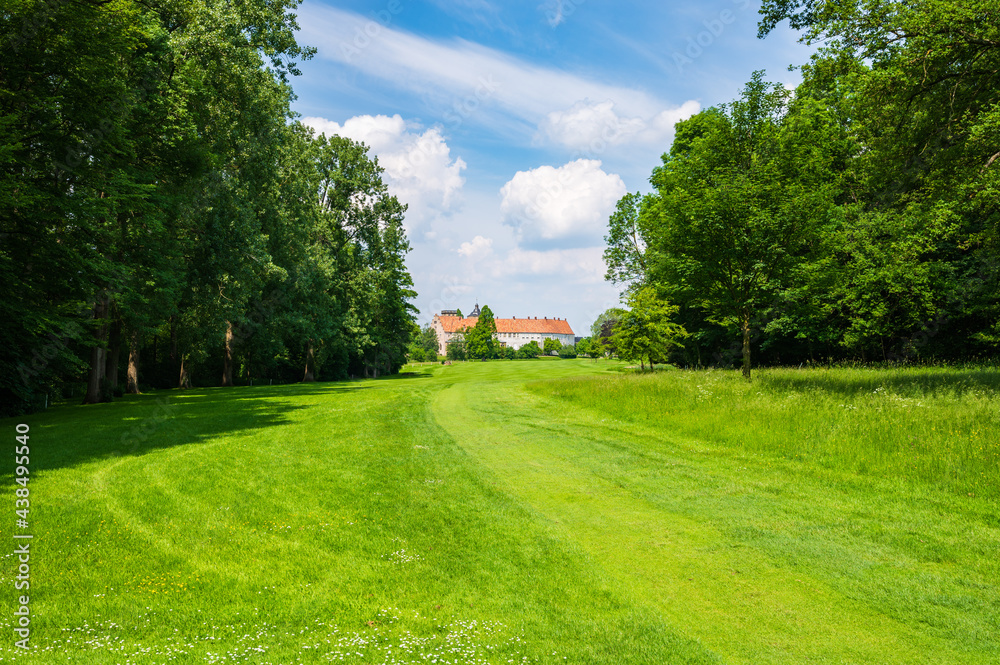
top-left (432, 377), bottom-right (974, 665)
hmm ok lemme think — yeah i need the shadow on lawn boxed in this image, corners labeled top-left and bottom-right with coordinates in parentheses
top-left (759, 367), bottom-right (1000, 398)
top-left (3, 380), bottom-right (374, 477)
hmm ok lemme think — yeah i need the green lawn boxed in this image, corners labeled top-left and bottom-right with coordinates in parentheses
top-left (1, 360), bottom-right (998, 663)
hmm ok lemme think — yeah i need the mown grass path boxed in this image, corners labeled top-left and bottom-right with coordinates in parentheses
top-left (433, 362), bottom-right (999, 664)
top-left (0, 360), bottom-right (996, 664)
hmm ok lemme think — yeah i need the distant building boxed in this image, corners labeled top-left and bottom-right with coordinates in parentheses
top-left (432, 303), bottom-right (575, 356)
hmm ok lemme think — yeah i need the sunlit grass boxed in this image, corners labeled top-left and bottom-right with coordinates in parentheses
top-left (0, 360), bottom-right (716, 664)
top-left (1, 360), bottom-right (997, 663)
top-left (529, 365), bottom-right (1000, 499)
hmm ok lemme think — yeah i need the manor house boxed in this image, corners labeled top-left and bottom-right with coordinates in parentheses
top-left (432, 303), bottom-right (575, 356)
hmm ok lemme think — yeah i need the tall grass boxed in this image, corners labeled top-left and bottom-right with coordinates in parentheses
top-left (529, 365), bottom-right (1000, 499)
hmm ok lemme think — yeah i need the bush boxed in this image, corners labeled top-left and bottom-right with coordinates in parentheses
top-left (446, 339), bottom-right (467, 361)
top-left (517, 341), bottom-right (542, 359)
top-left (558, 344), bottom-right (578, 359)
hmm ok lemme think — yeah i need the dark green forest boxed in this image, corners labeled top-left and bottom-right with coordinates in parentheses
top-left (604, 0), bottom-right (999, 376)
top-left (1, 0), bottom-right (417, 415)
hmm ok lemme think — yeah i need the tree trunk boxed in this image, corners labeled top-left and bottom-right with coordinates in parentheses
top-left (222, 321), bottom-right (234, 386)
top-left (106, 317), bottom-right (122, 391)
top-left (303, 339), bottom-right (316, 382)
top-left (170, 316), bottom-right (177, 363)
top-left (83, 293), bottom-right (110, 404)
top-left (741, 312), bottom-right (752, 382)
top-left (126, 328), bottom-right (141, 394)
top-left (179, 354), bottom-right (192, 389)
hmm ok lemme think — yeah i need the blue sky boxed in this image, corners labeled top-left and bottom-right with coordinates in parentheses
top-left (291, 0), bottom-right (811, 337)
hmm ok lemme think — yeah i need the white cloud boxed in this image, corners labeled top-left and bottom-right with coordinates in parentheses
top-left (499, 159), bottom-right (626, 248)
top-left (457, 235), bottom-right (494, 260)
top-left (491, 247), bottom-right (607, 284)
top-left (302, 114), bottom-right (466, 234)
top-left (296, 5), bottom-right (698, 145)
top-left (538, 99), bottom-right (701, 152)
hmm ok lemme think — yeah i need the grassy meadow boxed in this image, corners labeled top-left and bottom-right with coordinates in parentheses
top-left (1, 360), bottom-right (998, 663)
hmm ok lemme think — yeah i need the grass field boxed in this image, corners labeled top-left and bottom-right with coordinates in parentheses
top-left (1, 360), bottom-right (998, 664)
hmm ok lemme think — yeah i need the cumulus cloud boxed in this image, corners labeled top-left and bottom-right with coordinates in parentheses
top-left (491, 246), bottom-right (607, 283)
top-left (301, 114), bottom-right (466, 234)
top-left (499, 159), bottom-right (626, 249)
top-left (538, 99), bottom-right (701, 152)
top-left (457, 235), bottom-right (494, 260)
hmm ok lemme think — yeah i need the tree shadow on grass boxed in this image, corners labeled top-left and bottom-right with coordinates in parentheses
top-left (759, 367), bottom-right (1000, 398)
top-left (2, 380), bottom-right (374, 477)
top-left (379, 371), bottom-right (432, 381)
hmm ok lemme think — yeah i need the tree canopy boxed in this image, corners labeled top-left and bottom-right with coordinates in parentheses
top-left (603, 1), bottom-right (999, 374)
top-left (1, 0), bottom-right (417, 414)
top-left (465, 306), bottom-right (499, 359)
top-left (612, 287), bottom-right (688, 370)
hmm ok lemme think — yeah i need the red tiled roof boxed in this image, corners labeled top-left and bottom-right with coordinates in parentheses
top-left (437, 315), bottom-right (574, 335)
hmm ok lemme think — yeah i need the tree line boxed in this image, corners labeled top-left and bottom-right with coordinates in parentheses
top-left (1, 0), bottom-right (417, 416)
top-left (603, 0), bottom-right (999, 378)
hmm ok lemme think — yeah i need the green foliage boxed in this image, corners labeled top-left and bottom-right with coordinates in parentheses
top-left (543, 338), bottom-right (563, 355)
top-left (759, 0), bottom-right (999, 363)
top-left (0, 0), bottom-right (416, 410)
top-left (557, 344), bottom-right (578, 359)
top-left (602, 4), bottom-right (1000, 372)
top-left (418, 325), bottom-right (440, 357)
top-left (611, 287), bottom-right (687, 370)
top-left (590, 309), bottom-right (627, 358)
top-left (446, 336), bottom-right (467, 361)
top-left (465, 305), bottom-right (499, 359)
top-left (603, 192), bottom-right (648, 288)
top-left (516, 341), bottom-right (542, 359)
top-left (641, 71), bottom-right (844, 380)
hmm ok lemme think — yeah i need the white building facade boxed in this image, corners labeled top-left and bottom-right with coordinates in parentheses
top-left (432, 305), bottom-right (575, 356)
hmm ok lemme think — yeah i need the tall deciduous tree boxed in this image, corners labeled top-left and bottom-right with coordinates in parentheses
top-left (604, 192), bottom-right (649, 289)
top-left (611, 286), bottom-right (687, 370)
top-left (466, 305), bottom-right (498, 359)
top-left (758, 0), bottom-right (1000, 358)
top-left (418, 325), bottom-right (440, 357)
top-left (590, 308), bottom-right (628, 358)
top-left (641, 71), bottom-right (843, 379)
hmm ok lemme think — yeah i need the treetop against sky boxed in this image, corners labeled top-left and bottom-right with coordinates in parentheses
top-left (290, 0), bottom-right (812, 334)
